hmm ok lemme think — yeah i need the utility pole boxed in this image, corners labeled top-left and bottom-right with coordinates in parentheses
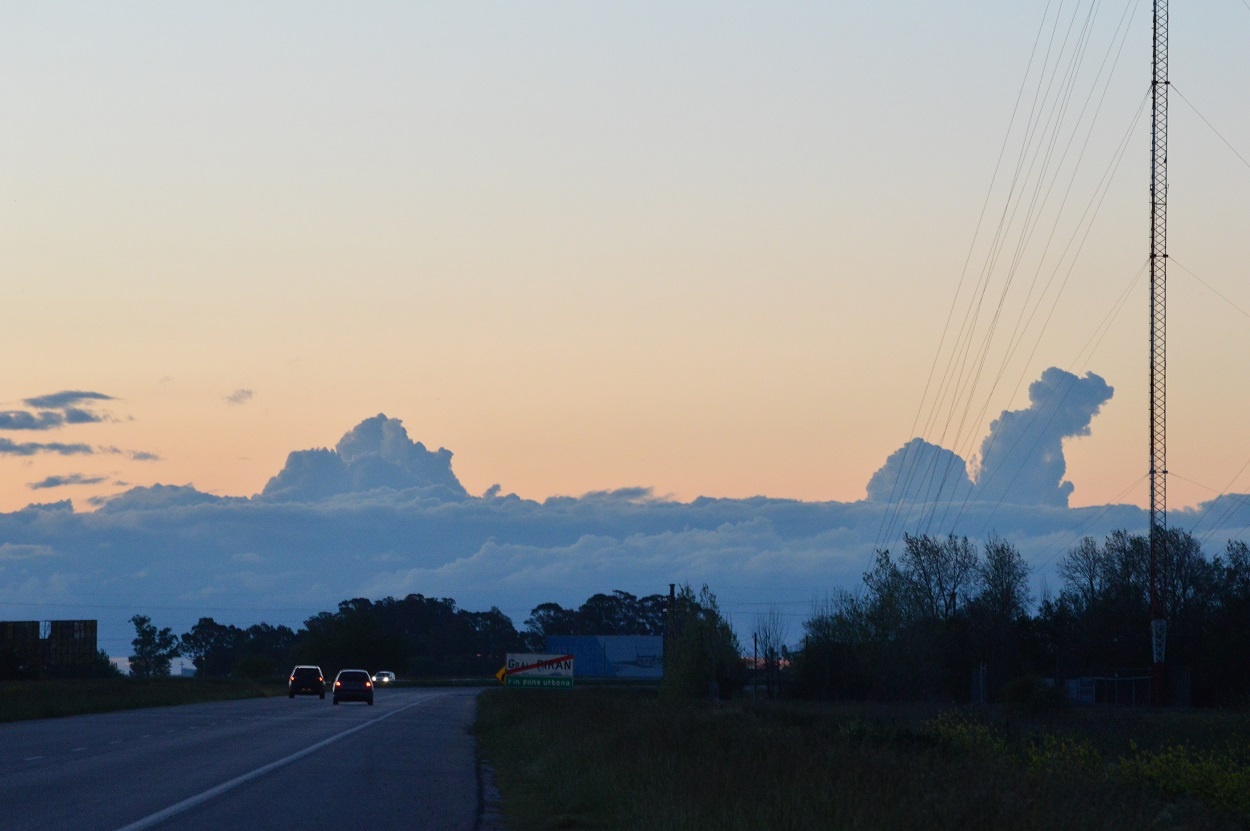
top-left (1148, 0), bottom-right (1169, 706)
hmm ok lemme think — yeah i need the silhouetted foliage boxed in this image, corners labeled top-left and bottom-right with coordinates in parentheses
top-left (179, 617), bottom-right (297, 679)
top-left (524, 590), bottom-right (670, 644)
top-left (129, 614), bottom-right (180, 678)
top-left (291, 594), bottom-right (526, 678)
top-left (662, 583), bottom-right (743, 700)
top-left (796, 528), bottom-right (1250, 706)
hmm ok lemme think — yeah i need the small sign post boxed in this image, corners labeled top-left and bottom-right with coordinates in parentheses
top-left (502, 653), bottom-right (574, 689)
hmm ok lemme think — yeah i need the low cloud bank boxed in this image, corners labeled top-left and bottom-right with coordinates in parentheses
top-left (0, 371), bottom-right (1240, 658)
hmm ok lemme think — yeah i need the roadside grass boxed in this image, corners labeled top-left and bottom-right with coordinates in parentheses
top-left (475, 689), bottom-right (1250, 831)
top-left (0, 677), bottom-right (284, 722)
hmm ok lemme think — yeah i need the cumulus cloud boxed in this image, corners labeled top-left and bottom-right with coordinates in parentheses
top-left (865, 438), bottom-right (974, 504)
top-left (260, 414), bottom-right (467, 502)
top-left (95, 484), bottom-right (246, 512)
top-left (866, 368), bottom-right (1113, 508)
top-left (29, 474), bottom-right (108, 490)
top-left (972, 368), bottom-right (1113, 507)
top-left (226, 389), bottom-right (254, 405)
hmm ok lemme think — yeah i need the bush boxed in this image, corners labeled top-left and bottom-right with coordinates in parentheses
top-left (1002, 676), bottom-right (1067, 711)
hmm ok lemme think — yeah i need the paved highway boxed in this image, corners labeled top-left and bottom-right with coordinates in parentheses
top-left (0, 687), bottom-right (483, 831)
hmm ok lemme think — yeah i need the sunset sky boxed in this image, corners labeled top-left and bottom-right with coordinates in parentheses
top-left (4, 1), bottom-right (1249, 516)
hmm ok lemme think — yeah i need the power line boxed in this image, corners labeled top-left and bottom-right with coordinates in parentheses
top-left (1171, 257), bottom-right (1250, 321)
top-left (1172, 84), bottom-right (1250, 173)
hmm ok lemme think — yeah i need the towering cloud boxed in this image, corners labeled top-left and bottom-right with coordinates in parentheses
top-left (972, 368), bottom-right (1113, 507)
top-left (259, 414), bottom-right (467, 502)
top-left (866, 368), bottom-right (1113, 507)
top-left (865, 438), bottom-right (974, 504)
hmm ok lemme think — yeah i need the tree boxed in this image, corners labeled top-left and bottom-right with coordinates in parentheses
top-left (525, 602), bottom-right (577, 641)
top-left (901, 533), bottom-right (980, 623)
top-left (968, 536), bottom-right (1033, 697)
top-left (662, 584), bottom-right (743, 700)
top-left (1058, 536), bottom-right (1105, 612)
top-left (180, 617), bottom-right (240, 678)
top-left (973, 535), bottom-right (1031, 624)
top-left (752, 607), bottom-right (789, 698)
top-left (129, 614), bottom-right (180, 678)
top-left (461, 607), bottom-right (526, 660)
top-left (861, 549), bottom-right (910, 638)
top-left (295, 599), bottom-right (408, 675)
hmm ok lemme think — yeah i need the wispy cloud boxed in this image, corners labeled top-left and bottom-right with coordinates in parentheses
top-left (129, 451), bottom-right (162, 462)
top-left (0, 391), bottom-right (116, 432)
top-left (225, 389), bottom-right (254, 406)
top-left (0, 411), bottom-right (65, 431)
top-left (0, 543), bottom-right (55, 561)
top-left (29, 474), bottom-right (108, 490)
top-left (23, 391), bottom-right (114, 409)
top-left (64, 407), bottom-right (108, 425)
top-left (0, 438), bottom-right (94, 457)
top-left (0, 408), bottom-right (109, 431)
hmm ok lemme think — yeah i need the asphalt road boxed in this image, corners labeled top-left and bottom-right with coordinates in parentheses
top-left (0, 687), bottom-right (483, 831)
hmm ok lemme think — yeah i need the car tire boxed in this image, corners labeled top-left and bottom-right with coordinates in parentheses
top-left (367, 698), bottom-right (373, 706)
top-left (289, 692), bottom-right (295, 699)
top-left (333, 698), bottom-right (339, 705)
top-left (319, 692), bottom-right (325, 700)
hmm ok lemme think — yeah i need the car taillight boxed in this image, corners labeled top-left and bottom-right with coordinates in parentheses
top-left (334, 681), bottom-right (341, 687)
top-left (366, 681), bottom-right (372, 687)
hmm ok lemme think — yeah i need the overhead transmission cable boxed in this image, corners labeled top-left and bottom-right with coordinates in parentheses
top-left (931, 6), bottom-right (1142, 538)
top-left (907, 0), bottom-right (1106, 537)
top-left (876, 0), bottom-right (1078, 551)
top-left (879, 0), bottom-right (1141, 553)
top-left (945, 94), bottom-right (1148, 538)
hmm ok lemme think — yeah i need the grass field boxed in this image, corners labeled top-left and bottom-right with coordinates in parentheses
top-left (0, 677), bottom-right (284, 722)
top-left (475, 689), bottom-right (1250, 831)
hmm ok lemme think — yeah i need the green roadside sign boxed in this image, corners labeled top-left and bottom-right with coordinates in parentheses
top-left (502, 653), bottom-right (574, 689)
top-left (504, 675), bottom-right (573, 689)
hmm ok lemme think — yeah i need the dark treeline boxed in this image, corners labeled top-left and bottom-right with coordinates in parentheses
top-left (39, 524), bottom-right (1250, 708)
top-left (175, 589), bottom-right (676, 682)
top-left (794, 528), bottom-right (1250, 706)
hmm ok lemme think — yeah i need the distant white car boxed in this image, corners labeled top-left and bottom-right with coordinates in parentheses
top-left (372, 671), bottom-right (396, 684)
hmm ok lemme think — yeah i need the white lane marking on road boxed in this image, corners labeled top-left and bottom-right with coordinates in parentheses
top-left (112, 694), bottom-right (447, 831)
top-left (110, 740), bottom-right (122, 745)
top-left (71, 747), bottom-right (86, 752)
top-left (23, 756), bottom-right (43, 762)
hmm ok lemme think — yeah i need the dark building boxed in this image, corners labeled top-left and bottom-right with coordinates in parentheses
top-left (0, 620), bottom-right (98, 679)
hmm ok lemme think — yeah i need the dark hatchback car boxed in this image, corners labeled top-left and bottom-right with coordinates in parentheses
top-left (289, 665), bottom-right (326, 699)
top-left (332, 668), bottom-right (374, 705)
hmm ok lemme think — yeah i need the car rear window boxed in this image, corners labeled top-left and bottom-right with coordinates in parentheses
top-left (341, 671), bottom-right (369, 681)
top-left (294, 668), bottom-right (319, 678)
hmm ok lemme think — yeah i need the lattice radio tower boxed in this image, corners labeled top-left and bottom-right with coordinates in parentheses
top-left (1148, 0), bottom-right (1169, 704)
